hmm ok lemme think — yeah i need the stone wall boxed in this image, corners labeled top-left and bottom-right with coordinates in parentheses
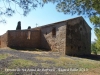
top-left (66, 17), bottom-right (91, 55)
top-left (0, 32), bottom-right (8, 48)
top-left (7, 30), bottom-right (41, 49)
top-left (41, 22), bottom-right (66, 55)
top-left (83, 18), bottom-right (91, 55)
top-left (0, 17), bottom-right (91, 56)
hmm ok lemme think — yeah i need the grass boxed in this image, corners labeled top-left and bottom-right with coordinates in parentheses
top-left (36, 56), bottom-right (100, 75)
top-left (40, 63), bottom-right (51, 68)
top-left (35, 56), bottom-right (100, 69)
top-left (8, 59), bottom-right (38, 68)
top-left (0, 54), bottom-right (12, 60)
top-left (0, 51), bottom-right (100, 75)
top-left (77, 59), bottom-right (100, 69)
top-left (0, 72), bottom-right (13, 75)
top-left (36, 57), bottom-right (57, 63)
top-left (91, 50), bottom-right (100, 55)
top-left (4, 59), bottom-right (38, 74)
top-left (98, 51), bottom-right (100, 54)
top-left (35, 56), bottom-right (100, 75)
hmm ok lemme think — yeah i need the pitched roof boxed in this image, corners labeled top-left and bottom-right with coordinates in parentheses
top-left (32, 16), bottom-right (91, 30)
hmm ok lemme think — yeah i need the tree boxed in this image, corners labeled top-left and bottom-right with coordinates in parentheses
top-left (0, 0), bottom-right (100, 27)
top-left (43, 0), bottom-right (100, 27)
top-left (0, 0), bottom-right (43, 23)
top-left (94, 28), bottom-right (100, 51)
top-left (91, 42), bottom-right (98, 55)
top-left (27, 26), bottom-right (31, 29)
top-left (16, 21), bottom-right (21, 30)
top-left (91, 28), bottom-right (100, 55)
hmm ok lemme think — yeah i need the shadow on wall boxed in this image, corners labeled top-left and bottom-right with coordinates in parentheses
top-left (9, 47), bottom-right (50, 51)
top-left (7, 30), bottom-right (40, 50)
top-left (9, 46), bottom-right (31, 50)
top-left (40, 25), bottom-right (62, 52)
top-left (40, 32), bottom-right (51, 51)
top-left (8, 30), bottom-right (51, 51)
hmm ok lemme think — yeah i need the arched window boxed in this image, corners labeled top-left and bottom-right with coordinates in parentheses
top-left (52, 27), bottom-right (56, 37)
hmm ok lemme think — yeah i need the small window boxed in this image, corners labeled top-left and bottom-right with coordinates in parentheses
top-left (52, 27), bottom-right (56, 37)
top-left (27, 31), bottom-right (31, 39)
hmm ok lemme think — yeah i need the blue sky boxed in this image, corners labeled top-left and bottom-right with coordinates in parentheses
top-left (0, 3), bottom-right (96, 41)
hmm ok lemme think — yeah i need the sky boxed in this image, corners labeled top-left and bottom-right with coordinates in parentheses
top-left (0, 2), bottom-right (96, 41)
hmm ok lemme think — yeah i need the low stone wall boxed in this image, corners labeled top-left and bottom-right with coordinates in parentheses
top-left (7, 30), bottom-right (41, 49)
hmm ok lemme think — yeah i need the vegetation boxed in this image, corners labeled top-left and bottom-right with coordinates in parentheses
top-left (0, 0), bottom-right (100, 27)
top-left (27, 26), bottom-right (31, 29)
top-left (0, 52), bottom-right (100, 75)
top-left (91, 28), bottom-right (100, 55)
top-left (43, 0), bottom-right (100, 27)
top-left (0, 53), bottom-right (11, 60)
top-left (91, 42), bottom-right (98, 55)
top-left (16, 21), bottom-right (21, 30)
top-left (8, 59), bottom-right (38, 68)
top-left (35, 56), bottom-right (100, 69)
top-left (94, 28), bottom-right (100, 51)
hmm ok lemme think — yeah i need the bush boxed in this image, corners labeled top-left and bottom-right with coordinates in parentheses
top-left (16, 21), bottom-right (21, 30)
top-left (91, 42), bottom-right (98, 55)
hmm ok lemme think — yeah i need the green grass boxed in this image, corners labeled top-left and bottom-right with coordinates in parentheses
top-left (0, 54), bottom-right (12, 60)
top-left (35, 56), bottom-right (100, 75)
top-left (2, 59), bottom-right (38, 75)
top-left (77, 59), bottom-right (100, 69)
top-left (35, 56), bottom-right (100, 69)
top-left (0, 52), bottom-right (100, 75)
top-left (8, 59), bottom-right (38, 68)
top-left (0, 72), bottom-right (13, 75)
top-left (40, 63), bottom-right (51, 68)
top-left (98, 51), bottom-right (100, 54)
top-left (91, 50), bottom-right (100, 55)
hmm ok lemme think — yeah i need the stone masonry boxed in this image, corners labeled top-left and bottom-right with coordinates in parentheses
top-left (0, 16), bottom-right (91, 55)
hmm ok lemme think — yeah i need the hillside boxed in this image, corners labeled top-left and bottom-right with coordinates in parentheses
top-left (0, 49), bottom-right (100, 75)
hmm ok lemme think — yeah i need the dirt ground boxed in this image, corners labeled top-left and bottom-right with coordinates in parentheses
top-left (0, 48), bottom-right (100, 75)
